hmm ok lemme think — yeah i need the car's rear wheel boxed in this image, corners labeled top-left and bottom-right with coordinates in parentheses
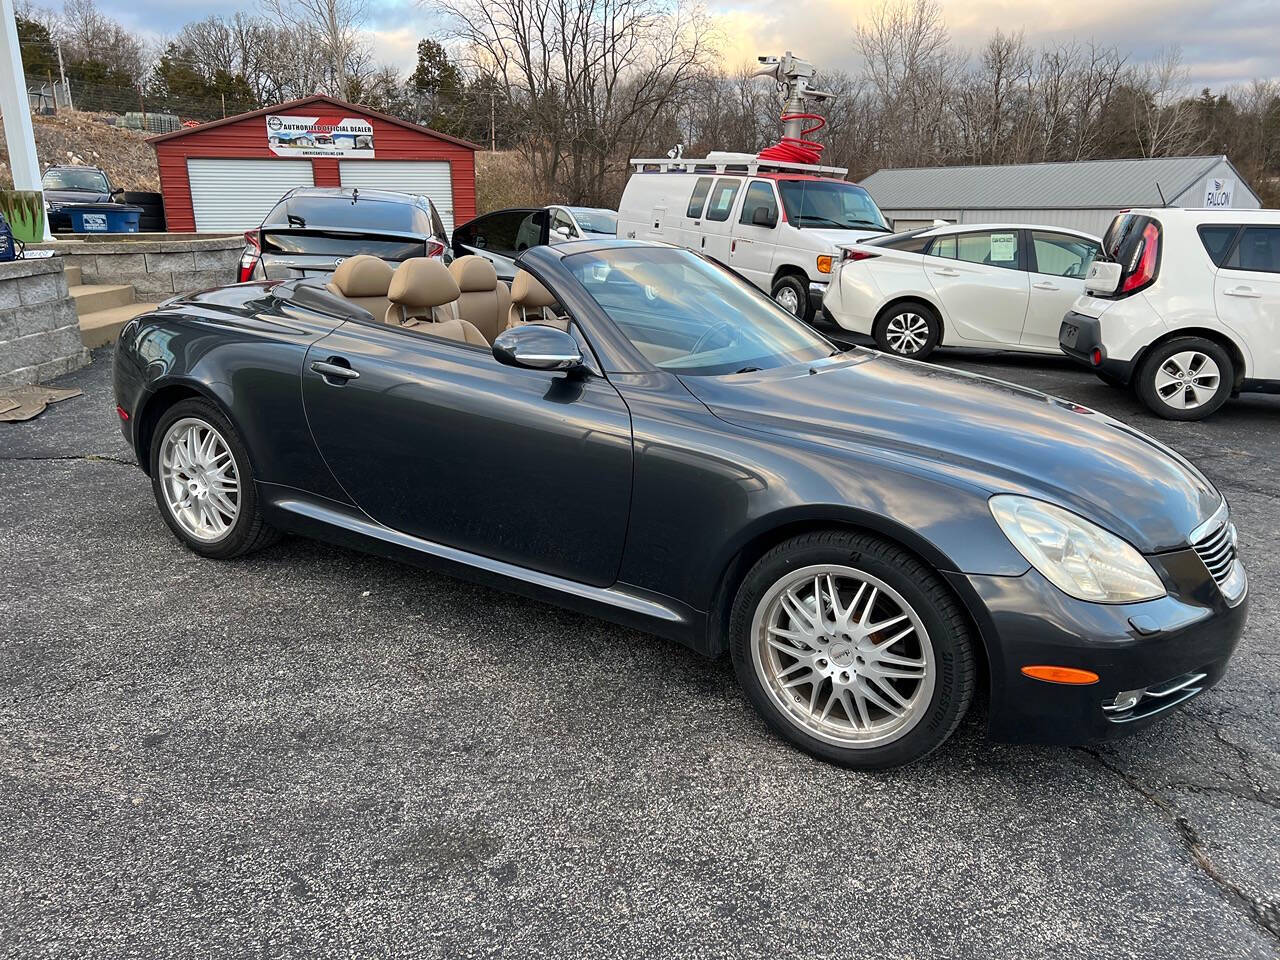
top-left (150, 398), bottom-right (279, 559)
top-left (771, 274), bottom-right (814, 324)
top-left (873, 301), bottom-right (941, 360)
top-left (729, 531), bottom-right (976, 769)
top-left (1136, 337), bottom-right (1233, 420)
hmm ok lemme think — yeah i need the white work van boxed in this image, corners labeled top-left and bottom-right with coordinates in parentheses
top-left (617, 153), bottom-right (891, 323)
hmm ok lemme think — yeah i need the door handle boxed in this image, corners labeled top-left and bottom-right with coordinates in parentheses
top-left (1032, 281), bottom-right (1060, 291)
top-left (1224, 287), bottom-right (1260, 298)
top-left (932, 267), bottom-right (960, 277)
top-left (311, 359), bottom-right (360, 381)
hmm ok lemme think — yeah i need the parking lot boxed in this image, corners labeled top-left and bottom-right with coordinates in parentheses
top-left (2, 344), bottom-right (1276, 958)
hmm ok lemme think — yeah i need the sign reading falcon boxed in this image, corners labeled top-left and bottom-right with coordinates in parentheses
top-left (265, 114), bottom-right (375, 157)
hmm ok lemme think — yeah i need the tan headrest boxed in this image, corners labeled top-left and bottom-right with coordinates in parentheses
top-left (388, 258), bottom-right (460, 309)
top-left (511, 270), bottom-right (557, 308)
top-left (326, 255), bottom-right (393, 298)
top-left (450, 255), bottom-right (499, 293)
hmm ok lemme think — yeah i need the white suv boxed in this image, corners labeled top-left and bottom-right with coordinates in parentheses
top-left (1060, 208), bottom-right (1280, 420)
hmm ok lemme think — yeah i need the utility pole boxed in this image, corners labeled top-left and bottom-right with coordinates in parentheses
top-left (0, 0), bottom-right (53, 239)
top-left (55, 38), bottom-right (72, 111)
top-left (138, 84), bottom-right (146, 132)
top-left (490, 89), bottom-right (495, 152)
top-left (221, 92), bottom-right (226, 118)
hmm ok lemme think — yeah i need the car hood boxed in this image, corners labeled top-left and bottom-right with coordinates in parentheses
top-left (44, 188), bottom-right (111, 204)
top-left (797, 227), bottom-right (890, 250)
top-left (679, 351), bottom-right (1220, 553)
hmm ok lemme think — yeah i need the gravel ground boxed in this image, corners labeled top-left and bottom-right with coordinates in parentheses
top-left (1, 345), bottom-right (1277, 959)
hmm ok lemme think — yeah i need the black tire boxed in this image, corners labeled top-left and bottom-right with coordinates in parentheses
top-left (873, 301), bottom-right (942, 360)
top-left (729, 530), bottom-right (976, 769)
top-left (1136, 337), bottom-right (1233, 421)
top-left (149, 398), bottom-right (280, 559)
top-left (771, 274), bottom-right (813, 324)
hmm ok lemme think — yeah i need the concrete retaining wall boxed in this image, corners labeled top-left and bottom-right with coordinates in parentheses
top-left (0, 258), bottom-right (90, 388)
top-left (34, 235), bottom-right (244, 301)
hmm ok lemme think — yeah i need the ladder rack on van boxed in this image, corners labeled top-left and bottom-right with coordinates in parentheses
top-left (629, 155), bottom-right (849, 178)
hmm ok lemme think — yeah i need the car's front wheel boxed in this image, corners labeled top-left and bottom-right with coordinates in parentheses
top-left (771, 274), bottom-right (814, 324)
top-left (873, 302), bottom-right (941, 360)
top-left (149, 398), bottom-right (279, 559)
top-left (1136, 337), bottom-right (1233, 420)
top-left (729, 531), bottom-right (976, 769)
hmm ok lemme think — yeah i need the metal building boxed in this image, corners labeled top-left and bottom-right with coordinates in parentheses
top-left (861, 155), bottom-right (1261, 236)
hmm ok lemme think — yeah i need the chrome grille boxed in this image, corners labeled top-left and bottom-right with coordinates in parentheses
top-left (1191, 510), bottom-right (1238, 587)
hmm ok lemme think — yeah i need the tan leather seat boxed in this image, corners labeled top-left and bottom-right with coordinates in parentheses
top-left (449, 256), bottom-right (511, 344)
top-left (325, 255), bottom-right (394, 319)
top-left (386, 258), bottom-right (487, 346)
top-left (507, 269), bottom-right (567, 332)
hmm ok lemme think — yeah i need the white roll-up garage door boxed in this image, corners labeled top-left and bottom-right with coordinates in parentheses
top-left (187, 159), bottom-right (314, 232)
top-left (339, 161), bottom-right (455, 234)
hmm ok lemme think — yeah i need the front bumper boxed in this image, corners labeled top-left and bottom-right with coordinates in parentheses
top-left (1059, 310), bottom-right (1135, 384)
top-left (947, 556), bottom-right (1248, 745)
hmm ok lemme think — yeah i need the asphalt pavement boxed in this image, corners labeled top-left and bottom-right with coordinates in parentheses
top-left (1, 345), bottom-right (1277, 959)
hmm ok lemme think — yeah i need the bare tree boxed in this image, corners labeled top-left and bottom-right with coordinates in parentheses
top-left (434, 0), bottom-right (715, 204)
top-left (265, 0), bottom-right (370, 100)
top-left (1132, 45), bottom-right (1199, 157)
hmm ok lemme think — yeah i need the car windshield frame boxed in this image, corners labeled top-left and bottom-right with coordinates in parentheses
top-left (43, 168), bottom-right (109, 192)
top-left (776, 180), bottom-right (890, 232)
top-left (562, 246), bottom-right (834, 376)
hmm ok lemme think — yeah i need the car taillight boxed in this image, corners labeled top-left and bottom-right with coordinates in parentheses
top-left (841, 249), bottom-right (880, 262)
top-left (426, 239), bottom-right (446, 258)
top-left (238, 229), bottom-right (261, 283)
top-left (1119, 222), bottom-right (1160, 295)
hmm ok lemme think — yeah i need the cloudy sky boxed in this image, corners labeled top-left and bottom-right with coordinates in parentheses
top-left (84, 0), bottom-right (1280, 89)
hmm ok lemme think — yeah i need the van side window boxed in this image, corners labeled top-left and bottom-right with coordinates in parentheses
top-left (738, 181), bottom-right (778, 227)
top-left (705, 179), bottom-right (740, 223)
top-left (687, 177), bottom-right (713, 218)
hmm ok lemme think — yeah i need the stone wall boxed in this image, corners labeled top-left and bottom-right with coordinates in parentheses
top-left (0, 258), bottom-right (90, 388)
top-left (34, 235), bottom-right (244, 301)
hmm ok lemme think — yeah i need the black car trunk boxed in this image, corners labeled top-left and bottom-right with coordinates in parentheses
top-left (257, 227), bottom-right (430, 280)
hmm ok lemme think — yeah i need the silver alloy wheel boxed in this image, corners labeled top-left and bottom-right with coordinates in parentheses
top-left (1154, 350), bottom-right (1221, 410)
top-left (884, 312), bottom-right (930, 354)
top-left (158, 416), bottom-right (241, 543)
top-left (775, 286), bottom-right (801, 315)
top-left (751, 564), bottom-right (936, 749)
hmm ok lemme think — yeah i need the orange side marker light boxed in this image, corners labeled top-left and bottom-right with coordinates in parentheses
top-left (1020, 665), bottom-right (1100, 685)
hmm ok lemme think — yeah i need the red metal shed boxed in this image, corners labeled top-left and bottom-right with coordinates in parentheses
top-left (148, 94), bottom-right (480, 235)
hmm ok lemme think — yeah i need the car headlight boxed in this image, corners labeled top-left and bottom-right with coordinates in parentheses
top-left (989, 495), bottom-right (1165, 603)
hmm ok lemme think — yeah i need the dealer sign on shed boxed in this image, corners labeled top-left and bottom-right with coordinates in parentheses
top-left (266, 114), bottom-right (375, 158)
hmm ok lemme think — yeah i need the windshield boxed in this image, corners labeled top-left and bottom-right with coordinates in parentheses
top-left (264, 196), bottom-right (425, 233)
top-left (567, 207), bottom-right (617, 235)
top-left (565, 246), bottom-right (832, 375)
top-left (777, 180), bottom-right (888, 231)
top-left (43, 168), bottom-right (109, 192)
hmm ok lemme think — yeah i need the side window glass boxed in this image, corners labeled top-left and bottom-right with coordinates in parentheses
top-left (705, 178), bottom-right (740, 223)
top-left (955, 231), bottom-right (1020, 270)
top-left (472, 210), bottom-right (539, 257)
top-left (1031, 232), bottom-right (1098, 278)
top-left (1226, 227), bottom-right (1280, 273)
top-left (1199, 226), bottom-right (1239, 267)
top-left (552, 210), bottom-right (576, 237)
top-left (687, 177), bottom-right (713, 218)
top-left (928, 234), bottom-right (956, 259)
top-left (738, 181), bottom-right (778, 227)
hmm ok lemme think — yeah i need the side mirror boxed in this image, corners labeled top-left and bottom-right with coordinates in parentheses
top-left (1084, 260), bottom-right (1122, 296)
top-left (110, 187), bottom-right (124, 197)
top-left (551, 225), bottom-right (571, 239)
top-left (493, 324), bottom-right (583, 372)
top-left (751, 205), bottom-right (777, 228)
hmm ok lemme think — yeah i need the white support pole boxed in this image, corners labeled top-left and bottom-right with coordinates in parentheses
top-left (0, 0), bottom-right (53, 240)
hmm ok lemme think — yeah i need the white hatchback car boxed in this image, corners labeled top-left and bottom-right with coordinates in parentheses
top-left (822, 224), bottom-right (1101, 359)
top-left (1060, 207), bottom-right (1280, 420)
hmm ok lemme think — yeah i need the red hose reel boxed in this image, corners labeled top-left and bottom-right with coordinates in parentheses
top-left (757, 113), bottom-right (827, 165)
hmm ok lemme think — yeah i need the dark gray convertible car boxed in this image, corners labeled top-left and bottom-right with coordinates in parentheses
top-left (112, 239), bottom-right (1248, 768)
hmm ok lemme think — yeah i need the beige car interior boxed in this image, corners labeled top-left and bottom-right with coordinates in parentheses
top-left (449, 256), bottom-right (511, 344)
top-left (508, 270), bottom-right (568, 332)
top-left (325, 255), bottom-right (395, 320)
top-left (322, 254), bottom-right (569, 349)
